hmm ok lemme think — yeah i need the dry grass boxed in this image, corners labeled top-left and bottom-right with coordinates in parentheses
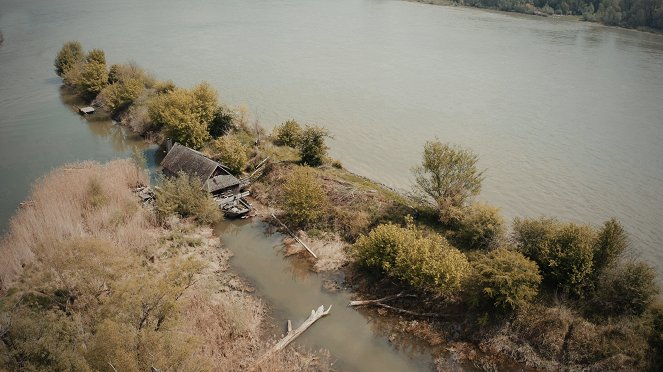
top-left (480, 304), bottom-right (650, 371)
top-left (0, 161), bottom-right (329, 370)
top-left (0, 160), bottom-right (149, 290)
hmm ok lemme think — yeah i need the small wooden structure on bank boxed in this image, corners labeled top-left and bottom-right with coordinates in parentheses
top-left (161, 142), bottom-right (251, 217)
top-left (78, 106), bottom-right (95, 115)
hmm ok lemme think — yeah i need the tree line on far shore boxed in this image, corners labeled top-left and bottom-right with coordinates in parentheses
top-left (448, 0), bottom-right (663, 30)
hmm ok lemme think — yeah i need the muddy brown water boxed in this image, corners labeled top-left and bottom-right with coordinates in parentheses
top-left (215, 219), bottom-right (446, 371)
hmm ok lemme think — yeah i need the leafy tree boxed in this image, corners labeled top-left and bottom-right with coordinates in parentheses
top-left (513, 217), bottom-right (596, 296)
top-left (591, 262), bottom-right (659, 317)
top-left (208, 135), bottom-right (249, 174)
top-left (353, 218), bottom-right (470, 295)
top-left (457, 203), bottom-right (505, 250)
top-left (85, 48), bottom-right (106, 65)
top-left (412, 140), bottom-right (484, 225)
top-left (593, 218), bottom-right (628, 275)
top-left (273, 119), bottom-right (302, 147)
top-left (155, 172), bottom-right (222, 224)
top-left (466, 248), bottom-right (542, 311)
top-left (280, 166), bottom-right (328, 227)
top-left (298, 125), bottom-right (330, 166)
top-left (54, 40), bottom-right (84, 77)
top-left (209, 106), bottom-right (235, 138)
top-left (97, 78), bottom-right (144, 113)
top-left (148, 82), bottom-right (219, 149)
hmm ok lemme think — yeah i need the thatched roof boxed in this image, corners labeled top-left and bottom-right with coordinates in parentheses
top-left (205, 174), bottom-right (240, 193)
top-left (161, 143), bottom-right (226, 184)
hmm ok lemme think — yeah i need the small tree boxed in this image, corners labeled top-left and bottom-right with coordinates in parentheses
top-left (466, 248), bottom-right (542, 312)
top-left (591, 262), bottom-right (659, 317)
top-left (148, 82), bottom-right (219, 149)
top-left (513, 217), bottom-right (596, 296)
top-left (412, 140), bottom-right (484, 225)
top-left (457, 203), bottom-right (505, 250)
top-left (272, 120), bottom-right (302, 147)
top-left (155, 172), bottom-right (221, 225)
top-left (298, 125), bottom-right (330, 167)
top-left (208, 107), bottom-right (235, 138)
top-left (208, 136), bottom-right (248, 174)
top-left (54, 41), bottom-right (84, 77)
top-left (85, 49), bottom-right (106, 65)
top-left (593, 218), bottom-right (628, 275)
top-left (97, 78), bottom-right (144, 113)
top-left (280, 166), bottom-right (327, 227)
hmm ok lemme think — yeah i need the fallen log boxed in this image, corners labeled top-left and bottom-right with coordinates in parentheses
top-left (348, 292), bottom-right (416, 306)
top-left (349, 293), bottom-right (446, 318)
top-left (271, 213), bottom-right (317, 258)
top-left (253, 305), bottom-right (331, 368)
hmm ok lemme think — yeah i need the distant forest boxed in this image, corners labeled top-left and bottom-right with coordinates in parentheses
top-left (452, 0), bottom-right (663, 30)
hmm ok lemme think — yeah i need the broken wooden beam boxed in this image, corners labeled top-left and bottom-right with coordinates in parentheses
top-left (253, 305), bottom-right (331, 368)
top-left (348, 292), bottom-right (416, 307)
top-left (271, 213), bottom-right (317, 258)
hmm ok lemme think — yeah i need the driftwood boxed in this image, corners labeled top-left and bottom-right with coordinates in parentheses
top-left (271, 213), bottom-right (317, 258)
top-left (253, 305), bottom-right (331, 368)
top-left (348, 292), bottom-right (416, 306)
top-left (349, 293), bottom-right (443, 318)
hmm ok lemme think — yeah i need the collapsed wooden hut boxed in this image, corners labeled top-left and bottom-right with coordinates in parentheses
top-left (161, 142), bottom-right (251, 216)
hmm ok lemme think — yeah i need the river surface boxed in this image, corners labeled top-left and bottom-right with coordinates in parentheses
top-left (0, 0), bottom-right (662, 367)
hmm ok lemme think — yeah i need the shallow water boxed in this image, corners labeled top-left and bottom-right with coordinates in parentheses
top-left (215, 220), bottom-right (438, 371)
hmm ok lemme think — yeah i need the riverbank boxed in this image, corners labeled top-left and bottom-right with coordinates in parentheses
top-left (407, 0), bottom-right (663, 34)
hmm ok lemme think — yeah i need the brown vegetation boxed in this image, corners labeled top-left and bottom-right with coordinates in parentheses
top-left (0, 161), bottom-right (329, 370)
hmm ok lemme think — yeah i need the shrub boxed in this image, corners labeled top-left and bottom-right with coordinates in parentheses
top-left (54, 41), bottom-right (84, 77)
top-left (457, 203), bottom-right (505, 250)
top-left (593, 218), bottom-right (628, 275)
top-left (107, 62), bottom-right (155, 87)
top-left (155, 172), bottom-right (221, 225)
top-left (209, 107), bottom-right (235, 138)
top-left (64, 59), bottom-right (108, 99)
top-left (208, 136), bottom-right (249, 174)
top-left (298, 125), bottom-right (330, 167)
top-left (280, 166), bottom-right (328, 227)
top-left (353, 219), bottom-right (470, 295)
top-left (466, 248), bottom-right (542, 311)
top-left (591, 262), bottom-right (659, 317)
top-left (85, 48), bottom-right (106, 65)
top-left (513, 217), bottom-right (596, 296)
top-left (97, 78), bottom-right (144, 113)
top-left (273, 119), bottom-right (302, 147)
top-left (148, 82), bottom-right (218, 149)
top-left (411, 140), bottom-right (484, 225)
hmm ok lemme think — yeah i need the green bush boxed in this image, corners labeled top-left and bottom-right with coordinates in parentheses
top-left (54, 41), bottom-right (84, 77)
top-left (513, 217), bottom-right (596, 296)
top-left (208, 135), bottom-right (249, 174)
top-left (155, 172), bottom-right (221, 225)
top-left (466, 248), bottom-right (542, 311)
top-left (209, 107), bottom-right (235, 138)
top-left (148, 82), bottom-right (218, 149)
top-left (85, 49), bottom-right (106, 65)
top-left (591, 262), bottom-right (659, 317)
top-left (457, 203), bottom-right (505, 250)
top-left (97, 78), bottom-right (144, 113)
top-left (298, 125), bottom-right (330, 167)
top-left (593, 218), bottom-right (628, 275)
top-left (272, 120), bottom-right (302, 147)
top-left (353, 219), bottom-right (470, 295)
top-left (280, 166), bottom-right (328, 227)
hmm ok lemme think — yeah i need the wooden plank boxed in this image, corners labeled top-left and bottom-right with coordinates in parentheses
top-left (253, 305), bottom-right (331, 368)
top-left (271, 213), bottom-right (317, 259)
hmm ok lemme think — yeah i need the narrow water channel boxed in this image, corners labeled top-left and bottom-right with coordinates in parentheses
top-left (214, 219), bottom-right (437, 372)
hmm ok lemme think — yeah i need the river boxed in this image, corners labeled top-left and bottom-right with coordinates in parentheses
top-left (1, 0), bottom-right (662, 368)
